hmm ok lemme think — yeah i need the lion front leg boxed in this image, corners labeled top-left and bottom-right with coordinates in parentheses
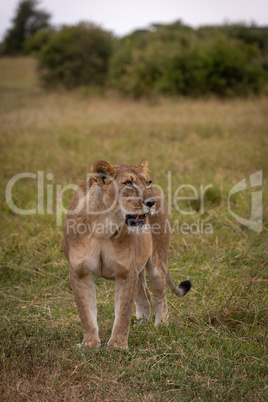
top-left (108, 271), bottom-right (139, 349)
top-left (69, 268), bottom-right (100, 348)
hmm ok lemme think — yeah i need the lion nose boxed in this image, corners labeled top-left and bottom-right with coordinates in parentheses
top-left (143, 199), bottom-right (156, 208)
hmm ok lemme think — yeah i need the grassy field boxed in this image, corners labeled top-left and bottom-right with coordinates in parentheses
top-left (0, 57), bottom-right (267, 401)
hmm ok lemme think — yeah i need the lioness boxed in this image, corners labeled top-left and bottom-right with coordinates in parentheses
top-left (62, 160), bottom-right (191, 349)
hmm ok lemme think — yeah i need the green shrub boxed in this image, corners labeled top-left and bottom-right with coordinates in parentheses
top-left (109, 22), bottom-right (268, 98)
top-left (38, 22), bottom-right (114, 89)
top-left (110, 41), bottom-right (170, 98)
top-left (23, 28), bottom-right (55, 55)
top-left (165, 37), bottom-right (266, 96)
top-left (109, 22), bottom-right (195, 98)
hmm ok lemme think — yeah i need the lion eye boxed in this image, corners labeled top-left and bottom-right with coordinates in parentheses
top-left (125, 181), bottom-right (133, 188)
top-left (147, 180), bottom-right (152, 187)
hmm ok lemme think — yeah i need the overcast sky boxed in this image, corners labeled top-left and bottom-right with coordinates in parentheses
top-left (0, 0), bottom-right (267, 39)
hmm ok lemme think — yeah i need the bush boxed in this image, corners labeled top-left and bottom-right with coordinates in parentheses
top-left (109, 22), bottom-right (268, 98)
top-left (109, 23), bottom-right (195, 98)
top-left (164, 37), bottom-right (266, 96)
top-left (23, 28), bottom-right (54, 55)
top-left (110, 40), bottom-right (169, 98)
top-left (38, 23), bottom-right (114, 88)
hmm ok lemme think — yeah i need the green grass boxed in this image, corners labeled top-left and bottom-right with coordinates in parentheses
top-left (0, 57), bottom-right (267, 400)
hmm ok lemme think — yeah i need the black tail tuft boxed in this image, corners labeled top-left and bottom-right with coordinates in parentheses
top-left (178, 280), bottom-right (192, 295)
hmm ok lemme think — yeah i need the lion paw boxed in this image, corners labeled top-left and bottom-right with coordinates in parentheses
top-left (107, 338), bottom-right (128, 349)
top-left (76, 339), bottom-right (101, 349)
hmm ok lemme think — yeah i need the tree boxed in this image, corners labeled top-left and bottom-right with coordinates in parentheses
top-left (1, 0), bottom-right (51, 55)
top-left (38, 23), bottom-right (114, 88)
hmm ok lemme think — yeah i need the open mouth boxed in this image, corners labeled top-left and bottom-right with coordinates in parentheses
top-left (126, 213), bottom-right (148, 227)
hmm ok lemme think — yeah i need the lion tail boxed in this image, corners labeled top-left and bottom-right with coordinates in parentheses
top-left (166, 272), bottom-right (192, 297)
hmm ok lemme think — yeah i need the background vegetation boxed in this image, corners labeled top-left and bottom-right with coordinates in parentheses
top-left (0, 57), bottom-right (267, 401)
top-left (0, 0), bottom-right (51, 55)
top-left (1, 1), bottom-right (268, 97)
top-left (37, 23), bottom-right (114, 89)
top-left (109, 22), bottom-right (268, 97)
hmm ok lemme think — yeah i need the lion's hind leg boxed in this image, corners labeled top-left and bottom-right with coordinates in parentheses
top-left (146, 258), bottom-right (168, 326)
top-left (135, 269), bottom-right (151, 321)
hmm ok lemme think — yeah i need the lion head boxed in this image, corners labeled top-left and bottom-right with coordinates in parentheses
top-left (90, 160), bottom-right (157, 228)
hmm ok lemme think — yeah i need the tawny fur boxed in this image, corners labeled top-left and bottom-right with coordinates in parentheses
top-left (62, 161), bottom-right (191, 349)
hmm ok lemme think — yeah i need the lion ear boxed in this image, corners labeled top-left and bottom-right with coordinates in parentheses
top-left (138, 160), bottom-right (149, 173)
top-left (91, 160), bottom-right (116, 186)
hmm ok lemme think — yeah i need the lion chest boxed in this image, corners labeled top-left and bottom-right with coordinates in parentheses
top-left (69, 233), bottom-right (152, 280)
top-left (99, 235), bottom-right (152, 278)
